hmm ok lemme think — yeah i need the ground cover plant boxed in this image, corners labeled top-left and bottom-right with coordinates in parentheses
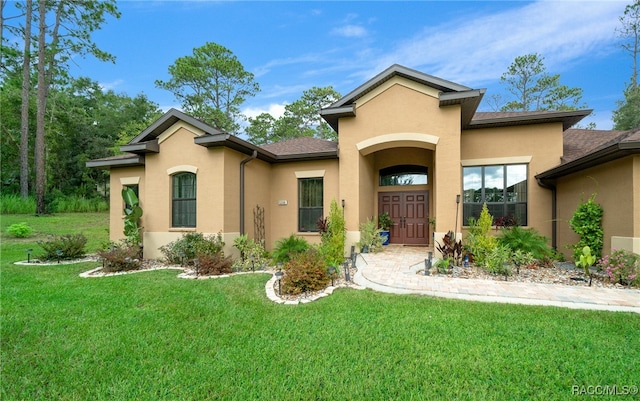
top-left (2, 212), bottom-right (639, 400)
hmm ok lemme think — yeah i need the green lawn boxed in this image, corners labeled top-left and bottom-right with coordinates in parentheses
top-left (1, 213), bottom-right (639, 400)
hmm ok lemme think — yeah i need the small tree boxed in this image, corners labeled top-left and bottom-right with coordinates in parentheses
top-left (319, 199), bottom-right (346, 269)
top-left (569, 194), bottom-right (604, 262)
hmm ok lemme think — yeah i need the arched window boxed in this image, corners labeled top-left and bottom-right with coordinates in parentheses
top-left (172, 172), bottom-right (196, 227)
top-left (379, 165), bottom-right (428, 186)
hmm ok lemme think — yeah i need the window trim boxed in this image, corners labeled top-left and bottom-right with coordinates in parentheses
top-left (298, 177), bottom-right (323, 233)
top-left (171, 172), bottom-right (197, 228)
top-left (462, 164), bottom-right (528, 226)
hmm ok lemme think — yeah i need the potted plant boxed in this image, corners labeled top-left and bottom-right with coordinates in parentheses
top-left (378, 212), bottom-right (393, 246)
top-left (358, 218), bottom-right (383, 253)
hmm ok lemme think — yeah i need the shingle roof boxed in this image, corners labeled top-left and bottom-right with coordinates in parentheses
top-left (562, 129), bottom-right (628, 163)
top-left (260, 137), bottom-right (338, 156)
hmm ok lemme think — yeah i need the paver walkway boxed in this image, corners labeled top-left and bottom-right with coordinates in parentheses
top-left (353, 245), bottom-right (640, 313)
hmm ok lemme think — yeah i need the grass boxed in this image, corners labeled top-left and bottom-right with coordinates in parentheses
top-left (2, 213), bottom-right (639, 400)
top-left (0, 194), bottom-right (108, 214)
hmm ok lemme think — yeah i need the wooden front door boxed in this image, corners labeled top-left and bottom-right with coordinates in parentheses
top-left (378, 191), bottom-right (428, 245)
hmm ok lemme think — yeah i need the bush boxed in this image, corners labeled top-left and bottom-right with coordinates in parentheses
top-left (271, 234), bottom-right (310, 264)
top-left (194, 253), bottom-right (234, 276)
top-left (498, 226), bottom-right (553, 261)
top-left (97, 243), bottom-right (142, 272)
top-left (599, 249), bottom-right (640, 287)
top-left (569, 194), bottom-right (603, 261)
top-left (319, 199), bottom-right (346, 267)
top-left (484, 244), bottom-right (513, 277)
top-left (232, 234), bottom-right (268, 272)
top-left (37, 234), bottom-right (87, 261)
top-left (282, 249), bottom-right (330, 295)
top-left (465, 204), bottom-right (497, 268)
top-left (6, 222), bottom-right (34, 238)
top-left (160, 232), bottom-right (224, 265)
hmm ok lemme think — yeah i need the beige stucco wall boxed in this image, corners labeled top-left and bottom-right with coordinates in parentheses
top-left (337, 77), bottom-right (461, 248)
top-left (267, 159), bottom-right (339, 248)
top-left (556, 156), bottom-right (638, 260)
top-left (460, 122), bottom-right (564, 241)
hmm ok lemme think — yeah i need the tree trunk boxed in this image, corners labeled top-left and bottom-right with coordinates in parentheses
top-left (20, 0), bottom-right (33, 199)
top-left (35, 0), bottom-right (47, 214)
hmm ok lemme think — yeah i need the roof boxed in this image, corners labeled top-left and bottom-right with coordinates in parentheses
top-left (87, 109), bottom-right (338, 169)
top-left (537, 127), bottom-right (640, 181)
top-left (260, 137), bottom-right (338, 156)
top-left (470, 110), bottom-right (592, 131)
top-left (320, 64), bottom-right (485, 131)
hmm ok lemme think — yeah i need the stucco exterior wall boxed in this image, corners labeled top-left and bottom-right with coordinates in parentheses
top-left (337, 77), bottom-right (460, 247)
top-left (267, 159), bottom-right (339, 248)
top-left (460, 122), bottom-right (564, 240)
top-left (556, 156), bottom-right (637, 260)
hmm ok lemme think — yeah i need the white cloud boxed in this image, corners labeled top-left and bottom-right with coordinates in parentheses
top-left (243, 103), bottom-right (287, 120)
top-left (331, 25), bottom-right (367, 38)
top-left (363, 1), bottom-right (625, 87)
top-left (98, 79), bottom-right (124, 91)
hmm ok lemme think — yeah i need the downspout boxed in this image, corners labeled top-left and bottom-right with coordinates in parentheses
top-left (536, 177), bottom-right (557, 250)
top-left (239, 150), bottom-right (258, 235)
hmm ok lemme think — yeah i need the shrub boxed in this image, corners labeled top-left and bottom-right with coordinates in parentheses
top-left (160, 232), bottom-right (224, 265)
top-left (498, 226), bottom-right (553, 261)
top-left (282, 249), bottom-right (330, 295)
top-left (232, 234), bottom-right (268, 272)
top-left (484, 244), bottom-right (513, 278)
top-left (435, 230), bottom-right (462, 266)
top-left (271, 234), bottom-right (310, 264)
top-left (194, 253), bottom-right (234, 276)
top-left (357, 217), bottom-right (383, 252)
top-left (98, 243), bottom-right (142, 272)
top-left (37, 234), bottom-right (87, 261)
top-left (319, 199), bottom-right (346, 267)
top-left (599, 249), bottom-right (640, 287)
top-left (569, 194), bottom-right (603, 261)
top-left (6, 222), bottom-right (34, 238)
top-left (465, 204), bottom-right (497, 268)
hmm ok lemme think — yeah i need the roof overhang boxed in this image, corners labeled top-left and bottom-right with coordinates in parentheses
top-left (85, 155), bottom-right (145, 169)
top-left (194, 134), bottom-right (338, 163)
top-left (536, 140), bottom-right (640, 182)
top-left (468, 109), bottom-right (592, 131)
top-left (440, 89), bottom-right (486, 128)
top-left (320, 104), bottom-right (356, 132)
top-left (120, 139), bottom-right (159, 154)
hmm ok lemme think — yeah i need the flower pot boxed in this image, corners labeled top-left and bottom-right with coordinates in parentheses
top-left (380, 230), bottom-right (390, 245)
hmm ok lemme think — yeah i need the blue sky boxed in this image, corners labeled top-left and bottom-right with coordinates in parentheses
top-left (65, 0), bottom-right (630, 130)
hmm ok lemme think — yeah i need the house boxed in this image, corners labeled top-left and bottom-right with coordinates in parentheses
top-left (87, 64), bottom-right (640, 260)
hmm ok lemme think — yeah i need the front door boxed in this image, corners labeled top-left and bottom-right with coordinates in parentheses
top-left (378, 191), bottom-right (428, 245)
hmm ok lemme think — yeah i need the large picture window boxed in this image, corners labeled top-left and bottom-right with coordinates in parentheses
top-left (463, 164), bottom-right (527, 226)
top-left (172, 172), bottom-right (196, 227)
top-left (298, 178), bottom-right (323, 232)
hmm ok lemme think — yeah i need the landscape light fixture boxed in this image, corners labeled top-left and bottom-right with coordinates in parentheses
top-left (424, 251), bottom-right (433, 276)
top-left (274, 270), bottom-right (284, 296)
top-left (343, 259), bottom-right (351, 282)
top-left (26, 248), bottom-right (33, 263)
top-left (328, 266), bottom-right (336, 286)
top-left (56, 249), bottom-right (63, 264)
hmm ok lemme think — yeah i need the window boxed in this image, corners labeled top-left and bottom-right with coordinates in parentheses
top-left (379, 165), bottom-right (428, 186)
top-left (463, 164), bottom-right (527, 226)
top-left (172, 172), bottom-right (196, 227)
top-left (123, 184), bottom-right (139, 210)
top-left (298, 178), bottom-right (323, 232)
